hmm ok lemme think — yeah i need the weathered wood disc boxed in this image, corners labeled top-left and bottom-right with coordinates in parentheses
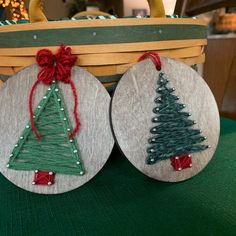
top-left (112, 58), bottom-right (220, 182)
top-left (0, 65), bottom-right (114, 194)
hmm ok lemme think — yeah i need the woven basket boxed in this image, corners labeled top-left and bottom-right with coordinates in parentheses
top-left (0, 1), bottom-right (207, 91)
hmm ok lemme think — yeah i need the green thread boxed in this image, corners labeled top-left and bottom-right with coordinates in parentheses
top-left (7, 82), bottom-right (85, 176)
top-left (0, 74), bottom-right (10, 82)
top-left (146, 72), bottom-right (209, 165)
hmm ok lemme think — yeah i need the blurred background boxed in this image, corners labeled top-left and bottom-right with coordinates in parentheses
top-left (0, 0), bottom-right (177, 20)
top-left (0, 0), bottom-right (236, 120)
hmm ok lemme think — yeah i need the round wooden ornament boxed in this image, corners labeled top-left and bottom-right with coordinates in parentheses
top-left (111, 57), bottom-right (220, 182)
top-left (0, 65), bottom-right (114, 194)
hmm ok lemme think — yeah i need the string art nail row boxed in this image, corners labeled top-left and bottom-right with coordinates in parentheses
top-left (0, 46), bottom-right (114, 194)
top-left (112, 54), bottom-right (220, 182)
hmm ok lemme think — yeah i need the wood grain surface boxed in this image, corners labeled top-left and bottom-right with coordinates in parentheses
top-left (0, 40), bottom-right (207, 56)
top-left (0, 54), bottom-right (206, 77)
top-left (112, 58), bottom-right (220, 182)
top-left (204, 38), bottom-right (236, 120)
top-left (0, 46), bottom-right (203, 67)
top-left (0, 65), bottom-right (114, 194)
top-left (221, 54), bottom-right (236, 120)
top-left (185, 0), bottom-right (236, 16)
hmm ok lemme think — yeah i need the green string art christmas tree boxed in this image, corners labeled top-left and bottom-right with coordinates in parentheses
top-left (7, 82), bottom-right (85, 177)
top-left (146, 72), bottom-right (209, 170)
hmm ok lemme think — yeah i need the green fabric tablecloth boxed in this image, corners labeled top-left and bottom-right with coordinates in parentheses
top-left (0, 118), bottom-right (236, 235)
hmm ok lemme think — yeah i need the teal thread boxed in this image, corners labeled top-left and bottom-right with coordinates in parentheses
top-left (7, 82), bottom-right (85, 176)
top-left (146, 72), bottom-right (209, 165)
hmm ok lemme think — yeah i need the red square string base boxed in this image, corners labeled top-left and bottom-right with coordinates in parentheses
top-left (32, 170), bottom-right (55, 186)
top-left (171, 154), bottom-right (192, 171)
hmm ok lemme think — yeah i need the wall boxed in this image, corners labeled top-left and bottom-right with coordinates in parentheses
top-left (25, 0), bottom-right (176, 18)
top-left (25, 0), bottom-right (68, 18)
top-left (25, 0), bottom-right (123, 18)
top-left (123, 0), bottom-right (150, 16)
top-left (104, 0), bottom-right (124, 17)
top-left (44, 0), bottom-right (67, 18)
top-left (123, 0), bottom-right (177, 16)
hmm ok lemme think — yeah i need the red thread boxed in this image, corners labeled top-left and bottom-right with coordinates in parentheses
top-left (29, 45), bottom-right (80, 140)
top-left (69, 80), bottom-right (81, 140)
top-left (139, 52), bottom-right (162, 70)
top-left (171, 154), bottom-right (192, 171)
top-left (33, 170), bottom-right (55, 186)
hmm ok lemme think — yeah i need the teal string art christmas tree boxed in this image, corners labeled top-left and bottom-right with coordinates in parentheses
top-left (146, 72), bottom-right (209, 171)
top-left (7, 82), bottom-right (85, 184)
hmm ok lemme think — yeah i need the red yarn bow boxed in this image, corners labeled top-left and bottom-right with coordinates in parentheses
top-left (29, 45), bottom-right (80, 141)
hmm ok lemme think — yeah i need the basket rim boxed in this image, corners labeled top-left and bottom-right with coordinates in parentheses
top-left (0, 17), bottom-right (207, 33)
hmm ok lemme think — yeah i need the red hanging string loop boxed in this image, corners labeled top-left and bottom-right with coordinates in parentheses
top-left (139, 52), bottom-right (162, 71)
top-left (29, 45), bottom-right (80, 141)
